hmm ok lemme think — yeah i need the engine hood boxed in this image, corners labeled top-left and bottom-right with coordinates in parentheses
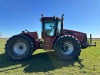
top-left (62, 29), bottom-right (87, 43)
top-left (63, 29), bottom-right (86, 36)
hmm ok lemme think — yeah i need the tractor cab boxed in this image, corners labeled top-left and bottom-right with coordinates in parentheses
top-left (40, 15), bottom-right (64, 50)
top-left (41, 15), bottom-right (64, 38)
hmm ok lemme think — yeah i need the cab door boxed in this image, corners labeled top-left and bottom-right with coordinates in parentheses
top-left (42, 20), bottom-right (56, 50)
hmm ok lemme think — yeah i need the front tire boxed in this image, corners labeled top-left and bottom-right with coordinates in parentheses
top-left (54, 35), bottom-right (81, 61)
top-left (5, 35), bottom-right (35, 61)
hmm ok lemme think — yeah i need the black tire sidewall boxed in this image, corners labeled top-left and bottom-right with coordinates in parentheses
top-left (5, 35), bottom-right (34, 60)
top-left (54, 35), bottom-right (81, 60)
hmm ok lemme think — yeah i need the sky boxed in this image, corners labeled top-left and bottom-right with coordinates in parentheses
top-left (0, 0), bottom-right (100, 38)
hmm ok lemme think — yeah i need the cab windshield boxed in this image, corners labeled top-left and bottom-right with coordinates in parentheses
top-left (43, 20), bottom-right (55, 36)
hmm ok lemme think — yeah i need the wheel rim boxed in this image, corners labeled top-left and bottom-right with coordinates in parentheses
top-left (13, 42), bottom-right (27, 56)
top-left (61, 41), bottom-right (74, 55)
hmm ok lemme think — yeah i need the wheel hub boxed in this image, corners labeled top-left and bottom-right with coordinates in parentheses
top-left (19, 46), bottom-right (23, 50)
top-left (61, 42), bottom-right (74, 55)
top-left (13, 42), bottom-right (27, 56)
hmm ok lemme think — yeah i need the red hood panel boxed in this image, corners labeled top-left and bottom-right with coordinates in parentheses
top-left (62, 29), bottom-right (87, 43)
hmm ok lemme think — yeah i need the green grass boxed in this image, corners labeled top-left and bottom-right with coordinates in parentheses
top-left (0, 38), bottom-right (100, 75)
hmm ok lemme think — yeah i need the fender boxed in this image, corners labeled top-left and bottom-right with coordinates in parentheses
top-left (21, 31), bottom-right (39, 49)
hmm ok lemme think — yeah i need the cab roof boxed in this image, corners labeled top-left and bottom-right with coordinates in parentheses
top-left (41, 17), bottom-right (61, 21)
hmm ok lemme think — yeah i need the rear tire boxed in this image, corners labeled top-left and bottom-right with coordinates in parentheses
top-left (54, 35), bottom-right (81, 61)
top-left (5, 34), bottom-right (35, 61)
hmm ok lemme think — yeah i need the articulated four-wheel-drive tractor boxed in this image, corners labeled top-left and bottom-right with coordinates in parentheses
top-left (5, 14), bottom-right (96, 61)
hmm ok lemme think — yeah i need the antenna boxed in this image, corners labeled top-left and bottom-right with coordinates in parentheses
top-left (41, 14), bottom-right (43, 17)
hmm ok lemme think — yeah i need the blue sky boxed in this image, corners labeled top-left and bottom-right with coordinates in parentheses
top-left (0, 0), bottom-right (100, 38)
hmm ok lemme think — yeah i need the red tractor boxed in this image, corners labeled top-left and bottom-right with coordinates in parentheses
top-left (5, 14), bottom-right (96, 61)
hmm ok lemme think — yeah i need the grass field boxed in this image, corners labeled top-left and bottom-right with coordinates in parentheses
top-left (0, 38), bottom-right (100, 75)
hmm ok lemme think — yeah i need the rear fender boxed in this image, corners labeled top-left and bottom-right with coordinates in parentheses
top-left (21, 32), bottom-right (39, 49)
